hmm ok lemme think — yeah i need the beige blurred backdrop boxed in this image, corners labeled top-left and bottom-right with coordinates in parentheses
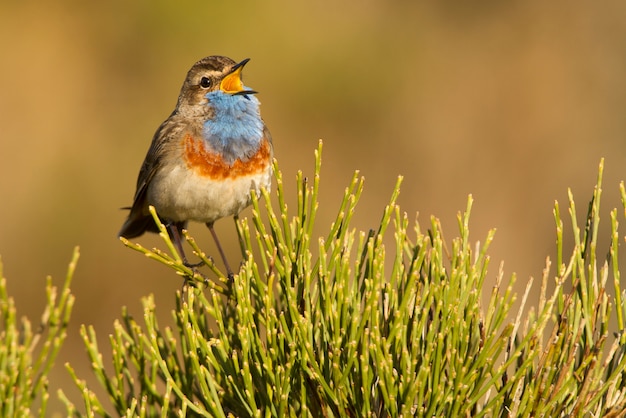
top-left (2, 0), bottom-right (626, 412)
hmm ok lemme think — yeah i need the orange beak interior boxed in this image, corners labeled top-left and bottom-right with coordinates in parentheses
top-left (220, 66), bottom-right (245, 94)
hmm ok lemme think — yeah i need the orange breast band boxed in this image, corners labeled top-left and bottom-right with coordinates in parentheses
top-left (183, 134), bottom-right (271, 179)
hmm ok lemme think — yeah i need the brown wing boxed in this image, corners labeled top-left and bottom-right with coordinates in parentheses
top-left (118, 114), bottom-right (182, 238)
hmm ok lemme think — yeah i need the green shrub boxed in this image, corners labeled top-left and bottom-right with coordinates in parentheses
top-left (0, 248), bottom-right (77, 417)
top-left (2, 142), bottom-right (625, 417)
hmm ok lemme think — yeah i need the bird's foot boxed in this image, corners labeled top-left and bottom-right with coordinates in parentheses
top-left (183, 260), bottom-right (205, 268)
top-left (184, 267), bottom-right (209, 289)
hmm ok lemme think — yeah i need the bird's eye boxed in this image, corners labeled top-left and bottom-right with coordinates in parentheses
top-left (199, 77), bottom-right (211, 88)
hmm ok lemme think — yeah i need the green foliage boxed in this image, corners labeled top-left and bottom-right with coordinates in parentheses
top-left (60, 142), bottom-right (626, 416)
top-left (0, 247), bottom-right (77, 417)
top-left (3, 142), bottom-right (626, 416)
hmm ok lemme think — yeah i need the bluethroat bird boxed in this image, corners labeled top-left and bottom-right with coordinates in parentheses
top-left (119, 56), bottom-right (273, 278)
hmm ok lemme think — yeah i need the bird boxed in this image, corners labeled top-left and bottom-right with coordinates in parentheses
top-left (119, 55), bottom-right (273, 278)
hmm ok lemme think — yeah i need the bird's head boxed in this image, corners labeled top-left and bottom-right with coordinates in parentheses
top-left (176, 56), bottom-right (258, 116)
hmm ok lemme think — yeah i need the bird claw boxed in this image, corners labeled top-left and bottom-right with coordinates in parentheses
top-left (183, 260), bottom-right (205, 268)
top-left (186, 267), bottom-right (209, 286)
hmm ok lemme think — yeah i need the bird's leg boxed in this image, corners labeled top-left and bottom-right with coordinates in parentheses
top-left (206, 222), bottom-right (234, 279)
top-left (167, 222), bottom-right (203, 268)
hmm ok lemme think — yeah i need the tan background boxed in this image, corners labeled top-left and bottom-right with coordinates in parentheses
top-left (2, 0), bottom-right (626, 412)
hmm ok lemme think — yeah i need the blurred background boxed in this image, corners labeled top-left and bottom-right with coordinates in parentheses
top-left (2, 0), bottom-right (626, 412)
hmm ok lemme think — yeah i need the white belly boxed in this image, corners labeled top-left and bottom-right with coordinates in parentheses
top-left (147, 164), bottom-right (272, 224)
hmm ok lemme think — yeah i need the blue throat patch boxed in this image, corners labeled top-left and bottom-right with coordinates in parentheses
top-left (203, 90), bottom-right (264, 164)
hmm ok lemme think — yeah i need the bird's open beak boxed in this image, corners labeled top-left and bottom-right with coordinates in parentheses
top-left (220, 58), bottom-right (258, 95)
